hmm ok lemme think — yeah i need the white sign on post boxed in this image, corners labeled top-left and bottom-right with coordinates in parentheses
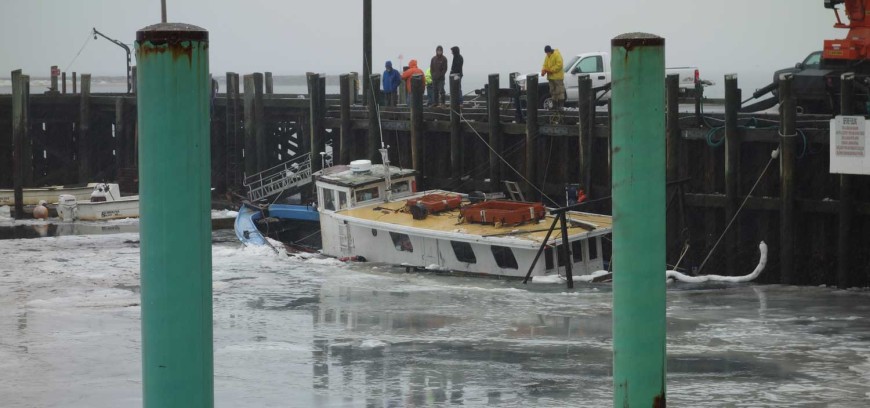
top-left (830, 115), bottom-right (869, 175)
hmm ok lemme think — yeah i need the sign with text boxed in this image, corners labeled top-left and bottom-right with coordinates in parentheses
top-left (830, 115), bottom-right (869, 175)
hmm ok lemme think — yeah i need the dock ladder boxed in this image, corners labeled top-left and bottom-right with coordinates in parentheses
top-left (244, 153), bottom-right (312, 202)
top-left (504, 181), bottom-right (526, 202)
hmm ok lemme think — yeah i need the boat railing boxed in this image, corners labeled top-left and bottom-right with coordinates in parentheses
top-left (244, 153), bottom-right (312, 202)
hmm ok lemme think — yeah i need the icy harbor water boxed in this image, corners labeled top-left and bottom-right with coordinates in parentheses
top-left (1, 230), bottom-right (870, 407)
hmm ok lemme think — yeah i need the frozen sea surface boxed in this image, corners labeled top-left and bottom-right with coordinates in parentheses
top-left (1, 231), bottom-right (869, 407)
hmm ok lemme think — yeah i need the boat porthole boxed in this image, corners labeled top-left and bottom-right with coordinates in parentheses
top-left (371, 229), bottom-right (378, 236)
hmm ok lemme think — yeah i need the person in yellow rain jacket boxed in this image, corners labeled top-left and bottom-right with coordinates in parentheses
top-left (425, 68), bottom-right (434, 106)
top-left (541, 45), bottom-right (565, 109)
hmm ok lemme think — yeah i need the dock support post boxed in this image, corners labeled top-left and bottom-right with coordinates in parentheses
top-left (367, 74), bottom-right (381, 163)
top-left (559, 212), bottom-right (574, 288)
top-left (339, 73), bottom-right (352, 165)
top-left (253, 73), bottom-right (267, 172)
top-left (264, 72), bottom-right (273, 95)
top-left (72, 71), bottom-right (77, 94)
top-left (610, 33), bottom-right (666, 408)
top-left (450, 74), bottom-right (463, 179)
top-left (50, 65), bottom-right (59, 93)
top-left (410, 74), bottom-right (425, 176)
top-left (309, 73), bottom-right (325, 172)
top-left (362, 0), bottom-right (372, 104)
top-left (243, 74), bottom-right (258, 176)
top-left (61, 72), bottom-right (67, 94)
top-left (578, 75), bottom-right (593, 197)
top-left (838, 72), bottom-right (855, 289)
top-left (11, 70), bottom-right (29, 219)
top-left (779, 74), bottom-right (796, 285)
top-left (136, 23), bottom-right (213, 408)
top-left (526, 74), bottom-right (540, 201)
top-left (78, 74), bottom-right (91, 183)
top-left (724, 74), bottom-right (740, 276)
top-left (666, 74), bottom-right (680, 260)
top-left (487, 74), bottom-right (502, 193)
top-left (131, 66), bottom-right (138, 94)
top-left (694, 78), bottom-right (703, 127)
top-left (225, 73), bottom-right (241, 190)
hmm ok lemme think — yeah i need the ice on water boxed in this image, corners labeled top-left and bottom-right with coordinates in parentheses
top-left (1, 231), bottom-right (870, 407)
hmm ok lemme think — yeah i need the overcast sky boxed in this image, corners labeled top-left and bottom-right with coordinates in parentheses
top-left (0, 0), bottom-right (841, 92)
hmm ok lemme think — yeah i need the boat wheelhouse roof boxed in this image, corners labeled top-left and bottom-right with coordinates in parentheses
top-left (314, 164), bottom-right (416, 189)
top-left (334, 190), bottom-right (612, 246)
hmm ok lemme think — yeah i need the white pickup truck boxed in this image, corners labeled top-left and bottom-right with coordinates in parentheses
top-left (516, 51), bottom-right (701, 109)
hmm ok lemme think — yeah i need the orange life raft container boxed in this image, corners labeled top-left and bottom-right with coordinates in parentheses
top-left (405, 193), bottom-right (462, 214)
top-left (460, 200), bottom-right (546, 225)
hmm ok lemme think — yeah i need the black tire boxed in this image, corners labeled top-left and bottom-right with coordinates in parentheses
top-left (539, 92), bottom-right (554, 110)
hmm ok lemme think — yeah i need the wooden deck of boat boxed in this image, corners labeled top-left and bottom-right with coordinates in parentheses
top-left (338, 191), bottom-right (612, 244)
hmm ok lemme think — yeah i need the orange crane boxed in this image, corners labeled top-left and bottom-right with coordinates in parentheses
top-left (824, 0), bottom-right (870, 63)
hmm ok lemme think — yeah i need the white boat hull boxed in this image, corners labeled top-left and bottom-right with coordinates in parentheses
top-left (58, 196), bottom-right (140, 221)
top-left (0, 184), bottom-right (98, 206)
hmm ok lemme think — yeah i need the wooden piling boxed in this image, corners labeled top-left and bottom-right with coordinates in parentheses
top-left (115, 97), bottom-right (128, 169)
top-left (487, 74), bottom-right (502, 192)
top-left (724, 74), bottom-right (740, 276)
top-left (339, 73), bottom-right (352, 166)
top-left (11, 70), bottom-right (27, 219)
top-left (450, 74), bottom-right (463, 179)
top-left (666, 74), bottom-right (680, 260)
top-left (410, 74), bottom-right (424, 175)
top-left (578, 75), bottom-right (593, 195)
top-left (838, 72), bottom-right (855, 289)
top-left (72, 72), bottom-right (77, 94)
top-left (252, 73), bottom-right (267, 172)
top-left (264, 72), bottom-right (273, 95)
top-left (559, 212), bottom-right (574, 288)
top-left (362, 0), bottom-right (372, 104)
top-left (78, 74), bottom-right (91, 183)
top-left (61, 72), bottom-right (67, 94)
top-left (131, 66), bottom-right (137, 94)
top-left (525, 74), bottom-right (540, 200)
top-left (307, 73), bottom-right (323, 171)
top-left (243, 74), bottom-right (257, 176)
top-left (367, 74), bottom-right (381, 163)
top-left (50, 66), bottom-right (58, 93)
top-left (225, 72), bottom-right (242, 189)
top-left (779, 74), bottom-right (797, 284)
top-left (316, 74), bottom-right (327, 169)
top-left (694, 79), bottom-right (703, 127)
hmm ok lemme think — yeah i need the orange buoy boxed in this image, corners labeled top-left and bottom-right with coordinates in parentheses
top-left (33, 200), bottom-right (49, 220)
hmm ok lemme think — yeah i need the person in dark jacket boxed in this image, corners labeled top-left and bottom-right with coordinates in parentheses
top-left (382, 60), bottom-right (402, 106)
top-left (450, 46), bottom-right (464, 106)
top-left (430, 46), bottom-right (448, 107)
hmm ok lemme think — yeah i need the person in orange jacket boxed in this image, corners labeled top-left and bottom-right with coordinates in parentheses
top-left (401, 59), bottom-right (424, 101)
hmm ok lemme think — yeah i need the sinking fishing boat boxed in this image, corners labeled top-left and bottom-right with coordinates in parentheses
top-left (57, 183), bottom-right (139, 221)
top-left (235, 202), bottom-right (320, 250)
top-left (0, 183), bottom-right (99, 206)
top-left (313, 158), bottom-right (611, 279)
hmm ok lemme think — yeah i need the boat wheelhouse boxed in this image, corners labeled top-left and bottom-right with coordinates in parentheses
top-left (314, 160), bottom-right (612, 279)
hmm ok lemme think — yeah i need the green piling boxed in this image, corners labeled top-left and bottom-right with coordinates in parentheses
top-left (610, 33), bottom-right (667, 407)
top-left (135, 23), bottom-right (213, 408)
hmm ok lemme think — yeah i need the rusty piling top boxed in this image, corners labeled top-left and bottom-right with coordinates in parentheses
top-left (611, 32), bottom-right (664, 48)
top-left (136, 23), bottom-right (208, 43)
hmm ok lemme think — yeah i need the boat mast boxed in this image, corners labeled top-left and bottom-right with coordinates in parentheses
top-left (380, 145), bottom-right (392, 202)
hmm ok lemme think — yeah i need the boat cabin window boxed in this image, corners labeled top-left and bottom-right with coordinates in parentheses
top-left (572, 240), bottom-right (584, 262)
top-left (392, 180), bottom-right (411, 196)
top-left (322, 187), bottom-right (336, 211)
top-left (355, 186), bottom-right (380, 203)
top-left (545, 247), bottom-right (554, 270)
top-left (390, 232), bottom-right (414, 252)
top-left (588, 237), bottom-right (598, 260)
top-left (450, 241), bottom-right (476, 264)
top-left (338, 191), bottom-right (348, 210)
top-left (491, 246), bottom-right (518, 270)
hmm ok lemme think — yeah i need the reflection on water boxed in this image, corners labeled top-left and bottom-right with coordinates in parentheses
top-left (0, 221), bottom-right (138, 239)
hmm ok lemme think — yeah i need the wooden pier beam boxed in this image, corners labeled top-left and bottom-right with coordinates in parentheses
top-left (487, 74), bottom-right (502, 193)
top-left (779, 73), bottom-right (797, 284)
top-left (78, 74), bottom-right (91, 183)
top-left (243, 74), bottom-right (257, 176)
top-left (526, 74), bottom-right (540, 201)
top-left (724, 74), bottom-right (740, 276)
top-left (838, 72), bottom-right (855, 289)
top-left (367, 74), bottom-right (381, 163)
top-left (339, 73), bottom-right (352, 165)
top-left (450, 73), bottom-right (463, 179)
top-left (11, 70), bottom-right (28, 219)
top-left (410, 74), bottom-right (425, 177)
top-left (578, 74), bottom-right (593, 196)
top-left (264, 72), bottom-right (273, 95)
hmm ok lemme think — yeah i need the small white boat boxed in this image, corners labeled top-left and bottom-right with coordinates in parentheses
top-left (314, 159), bottom-right (612, 279)
top-left (0, 183), bottom-right (99, 206)
top-left (57, 183), bottom-right (139, 221)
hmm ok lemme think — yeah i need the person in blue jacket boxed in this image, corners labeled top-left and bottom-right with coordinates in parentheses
top-left (382, 60), bottom-right (402, 106)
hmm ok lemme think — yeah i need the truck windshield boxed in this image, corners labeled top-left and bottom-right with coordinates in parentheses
top-left (564, 56), bottom-right (580, 73)
top-left (803, 52), bottom-right (821, 68)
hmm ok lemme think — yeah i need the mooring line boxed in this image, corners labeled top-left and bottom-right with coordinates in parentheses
top-left (64, 31), bottom-right (93, 72)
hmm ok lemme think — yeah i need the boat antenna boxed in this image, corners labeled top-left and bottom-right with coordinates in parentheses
top-left (363, 52), bottom-right (393, 202)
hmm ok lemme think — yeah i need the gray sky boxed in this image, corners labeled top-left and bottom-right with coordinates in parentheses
top-left (0, 0), bottom-right (840, 93)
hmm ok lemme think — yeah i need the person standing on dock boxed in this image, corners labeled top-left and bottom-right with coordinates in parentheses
top-left (430, 45), bottom-right (448, 107)
top-left (382, 60), bottom-right (402, 106)
top-left (401, 59), bottom-right (424, 101)
top-left (425, 68), bottom-right (434, 106)
top-left (541, 45), bottom-right (565, 110)
top-left (450, 46), bottom-right (464, 105)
